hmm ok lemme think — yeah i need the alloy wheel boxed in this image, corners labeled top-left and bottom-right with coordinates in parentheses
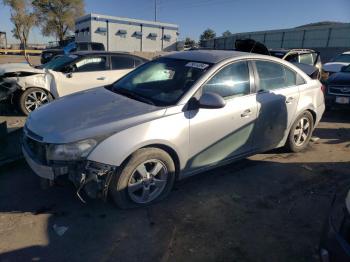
top-left (293, 117), bottom-right (311, 147)
top-left (127, 159), bottom-right (168, 204)
top-left (24, 90), bottom-right (49, 112)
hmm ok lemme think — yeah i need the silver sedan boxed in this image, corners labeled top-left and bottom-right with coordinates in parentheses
top-left (23, 50), bottom-right (325, 208)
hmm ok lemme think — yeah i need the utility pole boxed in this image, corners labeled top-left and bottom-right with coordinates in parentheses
top-left (154, 0), bottom-right (157, 22)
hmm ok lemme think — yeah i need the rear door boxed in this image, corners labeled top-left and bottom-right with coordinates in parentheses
top-left (252, 60), bottom-right (302, 151)
top-left (105, 54), bottom-right (137, 83)
top-left (187, 61), bottom-right (258, 172)
top-left (55, 55), bottom-right (110, 97)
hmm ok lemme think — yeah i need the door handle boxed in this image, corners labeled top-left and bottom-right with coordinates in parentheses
top-left (286, 97), bottom-right (294, 104)
top-left (97, 77), bottom-right (106, 80)
top-left (241, 109), bottom-right (252, 118)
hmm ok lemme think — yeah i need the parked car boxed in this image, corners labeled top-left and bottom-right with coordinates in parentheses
top-left (323, 51), bottom-right (350, 79)
top-left (324, 64), bottom-right (350, 109)
top-left (41, 42), bottom-right (105, 64)
top-left (22, 50), bottom-right (325, 208)
top-left (319, 190), bottom-right (350, 262)
top-left (0, 51), bottom-right (148, 115)
top-left (234, 39), bottom-right (322, 79)
top-left (269, 48), bottom-right (322, 78)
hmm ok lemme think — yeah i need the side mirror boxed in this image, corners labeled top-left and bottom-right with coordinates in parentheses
top-left (198, 92), bottom-right (226, 109)
top-left (66, 72), bottom-right (73, 78)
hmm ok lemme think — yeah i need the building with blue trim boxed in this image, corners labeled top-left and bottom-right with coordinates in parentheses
top-left (75, 13), bottom-right (179, 52)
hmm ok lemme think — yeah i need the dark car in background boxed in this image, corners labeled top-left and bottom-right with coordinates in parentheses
top-left (319, 191), bottom-right (350, 262)
top-left (41, 42), bottom-right (105, 64)
top-left (325, 64), bottom-right (350, 109)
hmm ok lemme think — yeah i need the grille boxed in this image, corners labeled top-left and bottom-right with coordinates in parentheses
top-left (328, 85), bottom-right (350, 96)
top-left (24, 135), bottom-right (47, 164)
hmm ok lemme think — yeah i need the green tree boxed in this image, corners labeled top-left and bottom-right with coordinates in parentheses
top-left (222, 30), bottom-right (232, 37)
top-left (3, 0), bottom-right (36, 59)
top-left (199, 28), bottom-right (216, 46)
top-left (32, 0), bottom-right (85, 41)
top-left (184, 37), bottom-right (196, 48)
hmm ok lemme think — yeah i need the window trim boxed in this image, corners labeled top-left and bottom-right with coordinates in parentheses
top-left (197, 59), bottom-right (255, 101)
top-left (251, 59), bottom-right (307, 93)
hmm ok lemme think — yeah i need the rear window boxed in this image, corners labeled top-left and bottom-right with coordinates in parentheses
top-left (299, 53), bottom-right (314, 65)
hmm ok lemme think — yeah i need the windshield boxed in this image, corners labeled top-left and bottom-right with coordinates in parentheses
top-left (333, 54), bottom-right (350, 63)
top-left (39, 54), bottom-right (79, 71)
top-left (111, 58), bottom-right (213, 106)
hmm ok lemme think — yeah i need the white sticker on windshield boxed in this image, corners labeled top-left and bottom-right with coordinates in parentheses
top-left (185, 62), bottom-right (209, 70)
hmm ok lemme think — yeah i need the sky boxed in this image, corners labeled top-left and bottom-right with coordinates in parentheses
top-left (0, 0), bottom-right (350, 44)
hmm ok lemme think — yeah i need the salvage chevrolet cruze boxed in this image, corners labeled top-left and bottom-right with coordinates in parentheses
top-left (23, 50), bottom-right (325, 208)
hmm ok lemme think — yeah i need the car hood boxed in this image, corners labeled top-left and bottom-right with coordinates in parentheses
top-left (323, 62), bottom-right (350, 73)
top-left (328, 71), bottom-right (350, 85)
top-left (25, 87), bottom-right (166, 143)
top-left (0, 63), bottom-right (44, 76)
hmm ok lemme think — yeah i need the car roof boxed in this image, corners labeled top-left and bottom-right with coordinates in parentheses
top-left (162, 50), bottom-right (255, 64)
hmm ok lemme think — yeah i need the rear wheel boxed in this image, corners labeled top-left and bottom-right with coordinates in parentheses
top-left (286, 111), bottom-right (314, 152)
top-left (109, 148), bottom-right (176, 209)
top-left (19, 88), bottom-right (53, 115)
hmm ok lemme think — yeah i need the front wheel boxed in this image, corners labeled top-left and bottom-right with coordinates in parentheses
top-left (109, 148), bottom-right (176, 209)
top-left (285, 111), bottom-right (314, 152)
top-left (19, 88), bottom-right (53, 115)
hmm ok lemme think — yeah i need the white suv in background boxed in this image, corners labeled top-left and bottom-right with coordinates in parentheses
top-left (0, 52), bottom-right (148, 115)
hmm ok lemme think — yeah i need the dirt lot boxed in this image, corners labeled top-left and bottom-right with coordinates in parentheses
top-left (0, 109), bottom-right (349, 262)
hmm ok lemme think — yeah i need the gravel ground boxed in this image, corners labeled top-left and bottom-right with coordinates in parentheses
top-left (0, 110), bottom-right (349, 262)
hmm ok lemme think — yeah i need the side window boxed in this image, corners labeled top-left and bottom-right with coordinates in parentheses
top-left (202, 61), bottom-right (250, 99)
top-left (74, 56), bottom-right (108, 72)
top-left (134, 57), bottom-right (147, 67)
top-left (77, 43), bottom-right (88, 51)
top-left (255, 60), bottom-right (299, 91)
top-left (111, 55), bottom-right (134, 70)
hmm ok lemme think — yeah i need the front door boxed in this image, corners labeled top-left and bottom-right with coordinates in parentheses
top-left (252, 60), bottom-right (301, 151)
top-left (55, 55), bottom-right (110, 97)
top-left (187, 61), bottom-right (258, 172)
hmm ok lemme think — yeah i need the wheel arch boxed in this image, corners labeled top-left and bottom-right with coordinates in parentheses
top-left (117, 143), bottom-right (181, 180)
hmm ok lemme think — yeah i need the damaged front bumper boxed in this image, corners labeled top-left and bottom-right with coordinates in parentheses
top-left (22, 136), bottom-right (117, 202)
top-left (0, 77), bottom-right (20, 101)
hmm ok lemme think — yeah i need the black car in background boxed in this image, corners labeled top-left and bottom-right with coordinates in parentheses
top-left (319, 192), bottom-right (350, 262)
top-left (41, 42), bottom-right (105, 64)
top-left (325, 65), bottom-right (350, 109)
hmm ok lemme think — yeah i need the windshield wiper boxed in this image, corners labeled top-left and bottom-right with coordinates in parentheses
top-left (114, 88), bottom-right (155, 105)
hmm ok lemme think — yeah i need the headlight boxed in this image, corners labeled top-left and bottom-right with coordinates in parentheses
top-left (345, 189), bottom-right (350, 214)
top-left (47, 139), bottom-right (97, 161)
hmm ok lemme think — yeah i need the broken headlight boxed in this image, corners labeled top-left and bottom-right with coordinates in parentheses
top-left (47, 139), bottom-right (97, 161)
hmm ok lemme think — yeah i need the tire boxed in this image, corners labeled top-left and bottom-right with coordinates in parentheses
top-left (19, 87), bottom-right (53, 115)
top-left (285, 111), bottom-right (314, 153)
top-left (109, 148), bottom-right (176, 209)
